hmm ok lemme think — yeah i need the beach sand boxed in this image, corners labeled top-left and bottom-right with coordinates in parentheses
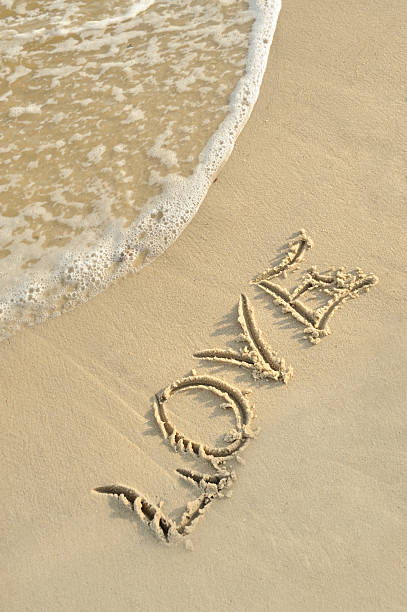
top-left (1, 0), bottom-right (406, 610)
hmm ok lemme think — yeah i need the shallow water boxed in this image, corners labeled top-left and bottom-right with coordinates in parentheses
top-left (0, 0), bottom-right (281, 340)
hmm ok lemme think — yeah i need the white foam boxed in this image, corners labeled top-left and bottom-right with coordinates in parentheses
top-left (148, 127), bottom-right (178, 168)
top-left (122, 107), bottom-right (145, 124)
top-left (8, 104), bottom-right (42, 118)
top-left (86, 144), bottom-right (107, 165)
top-left (7, 65), bottom-right (31, 84)
top-left (0, 0), bottom-right (282, 341)
top-left (1, 0), bottom-right (155, 43)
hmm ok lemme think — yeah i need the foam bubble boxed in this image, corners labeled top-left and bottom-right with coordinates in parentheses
top-left (9, 104), bottom-right (42, 118)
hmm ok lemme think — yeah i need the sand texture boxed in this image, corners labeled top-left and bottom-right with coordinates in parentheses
top-left (1, 0), bottom-right (406, 610)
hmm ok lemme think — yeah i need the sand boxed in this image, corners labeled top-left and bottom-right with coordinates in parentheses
top-left (1, 0), bottom-right (406, 610)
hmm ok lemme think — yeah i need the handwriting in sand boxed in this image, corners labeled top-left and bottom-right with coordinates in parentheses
top-left (95, 230), bottom-right (378, 545)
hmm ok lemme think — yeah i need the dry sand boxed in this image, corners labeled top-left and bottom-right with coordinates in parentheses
top-left (1, 0), bottom-right (406, 610)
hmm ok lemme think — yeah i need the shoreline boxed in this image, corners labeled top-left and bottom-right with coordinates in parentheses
top-left (1, 0), bottom-right (406, 610)
top-left (0, 0), bottom-right (281, 343)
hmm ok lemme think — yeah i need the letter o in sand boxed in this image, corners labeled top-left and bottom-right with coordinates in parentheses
top-left (154, 374), bottom-right (255, 459)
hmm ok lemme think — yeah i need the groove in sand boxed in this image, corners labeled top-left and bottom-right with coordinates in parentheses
top-left (257, 267), bottom-right (379, 343)
top-left (251, 229), bottom-right (313, 283)
top-left (95, 468), bottom-right (234, 543)
top-left (94, 375), bottom-right (252, 543)
top-left (194, 294), bottom-right (293, 383)
top-left (154, 373), bottom-right (256, 458)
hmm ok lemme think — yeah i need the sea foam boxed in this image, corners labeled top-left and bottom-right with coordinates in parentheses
top-left (0, 0), bottom-right (281, 340)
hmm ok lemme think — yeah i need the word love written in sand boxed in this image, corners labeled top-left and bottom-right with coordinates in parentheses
top-left (95, 230), bottom-right (378, 545)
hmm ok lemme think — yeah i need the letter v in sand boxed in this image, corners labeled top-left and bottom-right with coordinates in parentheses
top-left (194, 294), bottom-right (293, 383)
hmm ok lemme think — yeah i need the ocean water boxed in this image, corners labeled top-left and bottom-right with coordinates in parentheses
top-left (0, 0), bottom-right (281, 340)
